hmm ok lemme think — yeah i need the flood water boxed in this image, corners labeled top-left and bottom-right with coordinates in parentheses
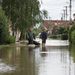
top-left (0, 40), bottom-right (75, 75)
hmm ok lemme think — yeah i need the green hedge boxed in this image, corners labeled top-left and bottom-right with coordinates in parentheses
top-left (71, 30), bottom-right (75, 44)
top-left (49, 35), bottom-right (58, 39)
top-left (69, 23), bottom-right (75, 44)
top-left (5, 35), bottom-right (15, 44)
top-left (61, 34), bottom-right (68, 40)
top-left (0, 8), bottom-right (15, 44)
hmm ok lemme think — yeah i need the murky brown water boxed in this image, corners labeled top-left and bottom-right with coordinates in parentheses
top-left (0, 46), bottom-right (35, 75)
top-left (0, 40), bottom-right (75, 75)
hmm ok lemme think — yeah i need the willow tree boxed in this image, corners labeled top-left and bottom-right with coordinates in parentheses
top-left (41, 10), bottom-right (48, 19)
top-left (2, 0), bottom-right (42, 40)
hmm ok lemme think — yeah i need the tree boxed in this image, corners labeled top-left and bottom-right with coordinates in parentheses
top-left (41, 10), bottom-right (48, 19)
top-left (0, 8), bottom-right (15, 44)
top-left (2, 0), bottom-right (48, 40)
top-left (2, 0), bottom-right (42, 40)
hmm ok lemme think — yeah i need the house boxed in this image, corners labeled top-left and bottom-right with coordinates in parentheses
top-left (43, 20), bottom-right (70, 34)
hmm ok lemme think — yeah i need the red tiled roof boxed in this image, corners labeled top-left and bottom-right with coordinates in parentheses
top-left (43, 20), bottom-right (70, 28)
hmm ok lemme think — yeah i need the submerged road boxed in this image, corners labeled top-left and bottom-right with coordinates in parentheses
top-left (35, 38), bottom-right (69, 46)
top-left (0, 39), bottom-right (75, 75)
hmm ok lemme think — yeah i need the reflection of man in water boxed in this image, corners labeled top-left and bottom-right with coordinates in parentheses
top-left (28, 46), bottom-right (39, 57)
top-left (28, 47), bottom-right (33, 57)
top-left (41, 47), bottom-right (47, 57)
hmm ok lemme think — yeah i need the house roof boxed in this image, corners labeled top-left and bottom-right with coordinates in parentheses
top-left (43, 20), bottom-right (70, 29)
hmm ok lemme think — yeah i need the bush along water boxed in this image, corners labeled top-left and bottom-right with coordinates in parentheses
top-left (69, 21), bottom-right (75, 44)
top-left (61, 30), bottom-right (68, 40)
top-left (57, 27), bottom-right (68, 40)
top-left (71, 30), bottom-right (75, 44)
top-left (0, 8), bottom-right (15, 44)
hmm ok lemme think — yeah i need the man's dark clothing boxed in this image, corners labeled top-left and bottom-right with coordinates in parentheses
top-left (26, 31), bottom-right (40, 45)
top-left (40, 31), bottom-right (47, 43)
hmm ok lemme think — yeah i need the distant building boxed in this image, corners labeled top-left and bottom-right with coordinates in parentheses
top-left (43, 20), bottom-right (70, 34)
top-left (43, 20), bottom-right (70, 28)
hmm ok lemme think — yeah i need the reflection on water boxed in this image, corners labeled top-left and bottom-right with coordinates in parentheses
top-left (40, 47), bottom-right (47, 57)
top-left (70, 45), bottom-right (75, 63)
top-left (0, 40), bottom-right (75, 75)
top-left (34, 46), bottom-right (75, 75)
top-left (0, 46), bottom-right (35, 75)
top-left (0, 63), bottom-right (15, 73)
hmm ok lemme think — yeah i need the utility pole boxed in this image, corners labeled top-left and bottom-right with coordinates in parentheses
top-left (63, 9), bottom-right (66, 20)
top-left (69, 0), bottom-right (72, 21)
top-left (61, 13), bottom-right (64, 20)
top-left (65, 6), bottom-right (68, 21)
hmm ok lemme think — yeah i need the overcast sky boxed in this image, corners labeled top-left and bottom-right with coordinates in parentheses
top-left (39, 0), bottom-right (75, 20)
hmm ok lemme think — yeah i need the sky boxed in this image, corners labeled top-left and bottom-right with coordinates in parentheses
top-left (39, 0), bottom-right (75, 20)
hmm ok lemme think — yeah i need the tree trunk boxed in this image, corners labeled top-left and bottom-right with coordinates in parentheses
top-left (19, 32), bottom-right (26, 40)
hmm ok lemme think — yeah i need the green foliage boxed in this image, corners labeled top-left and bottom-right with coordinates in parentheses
top-left (41, 10), bottom-right (48, 19)
top-left (0, 8), bottom-right (15, 44)
top-left (0, 8), bottom-right (9, 44)
top-left (58, 27), bottom-right (67, 34)
top-left (57, 27), bottom-right (68, 40)
top-left (2, 0), bottom-right (41, 29)
top-left (71, 30), bottom-right (75, 44)
top-left (61, 34), bottom-right (68, 40)
top-left (69, 24), bottom-right (75, 43)
top-left (6, 35), bottom-right (15, 44)
top-left (50, 35), bottom-right (58, 39)
top-left (33, 28), bottom-right (40, 36)
top-left (2, 0), bottom-right (48, 40)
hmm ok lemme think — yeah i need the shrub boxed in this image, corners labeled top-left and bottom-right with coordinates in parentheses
top-left (71, 30), bottom-right (75, 44)
top-left (61, 34), bottom-right (68, 40)
top-left (6, 36), bottom-right (15, 44)
top-left (57, 27), bottom-right (65, 34)
top-left (49, 35), bottom-right (58, 39)
top-left (0, 8), bottom-right (9, 44)
top-left (69, 25), bottom-right (75, 43)
top-left (0, 8), bottom-right (15, 44)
